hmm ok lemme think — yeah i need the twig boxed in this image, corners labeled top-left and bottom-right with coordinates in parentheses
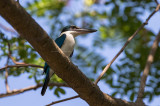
top-left (9, 56), bottom-right (25, 65)
top-left (7, 41), bottom-right (11, 55)
top-left (45, 3), bottom-right (160, 106)
top-left (7, 41), bottom-right (25, 65)
top-left (0, 83), bottom-right (68, 98)
top-left (0, 64), bottom-right (43, 71)
top-left (46, 95), bottom-right (79, 106)
top-left (5, 68), bottom-right (10, 93)
top-left (1, 42), bottom-right (43, 70)
top-left (0, 23), bottom-right (18, 36)
top-left (155, 0), bottom-right (159, 5)
top-left (136, 31), bottom-right (160, 103)
top-left (5, 53), bottom-right (10, 93)
top-left (156, 4), bottom-right (160, 11)
top-left (94, 4), bottom-right (160, 85)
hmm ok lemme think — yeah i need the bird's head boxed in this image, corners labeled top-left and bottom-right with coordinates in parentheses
top-left (61, 25), bottom-right (97, 37)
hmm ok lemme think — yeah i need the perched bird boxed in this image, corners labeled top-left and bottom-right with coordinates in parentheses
top-left (41, 25), bottom-right (97, 96)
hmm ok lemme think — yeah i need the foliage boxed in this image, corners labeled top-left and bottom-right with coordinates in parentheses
top-left (0, 0), bottom-right (159, 102)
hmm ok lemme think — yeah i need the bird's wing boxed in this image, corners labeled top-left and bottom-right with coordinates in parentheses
top-left (55, 34), bottom-right (66, 48)
top-left (43, 62), bottom-right (49, 74)
top-left (43, 34), bottom-right (66, 74)
top-left (43, 34), bottom-right (66, 72)
top-left (55, 34), bottom-right (74, 57)
top-left (41, 34), bottom-right (67, 96)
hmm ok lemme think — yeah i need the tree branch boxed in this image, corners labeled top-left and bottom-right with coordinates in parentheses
top-left (94, 3), bottom-right (160, 85)
top-left (0, 64), bottom-right (43, 71)
top-left (155, 0), bottom-right (159, 5)
top-left (5, 54), bottom-right (10, 93)
top-left (5, 47), bottom-right (10, 93)
top-left (0, 41), bottom-right (43, 70)
top-left (0, 23), bottom-right (18, 36)
top-left (46, 95), bottom-right (79, 106)
top-left (7, 41), bottom-right (26, 65)
top-left (136, 31), bottom-right (160, 104)
top-left (3, 40), bottom-right (66, 95)
top-left (0, 82), bottom-right (68, 98)
top-left (46, 3), bottom-right (160, 105)
top-left (0, 0), bottom-right (137, 106)
top-left (5, 68), bottom-right (10, 93)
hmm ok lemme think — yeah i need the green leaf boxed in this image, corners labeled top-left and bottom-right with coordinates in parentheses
top-left (28, 75), bottom-right (33, 79)
top-left (54, 87), bottom-right (60, 97)
top-left (54, 87), bottom-right (65, 97)
top-left (58, 88), bottom-right (65, 94)
top-left (112, 92), bottom-right (118, 97)
top-left (130, 92), bottom-right (135, 101)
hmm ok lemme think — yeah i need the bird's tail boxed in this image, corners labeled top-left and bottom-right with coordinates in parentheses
top-left (41, 70), bottom-right (50, 96)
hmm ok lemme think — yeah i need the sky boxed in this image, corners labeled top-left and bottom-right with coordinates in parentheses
top-left (0, 0), bottom-right (160, 106)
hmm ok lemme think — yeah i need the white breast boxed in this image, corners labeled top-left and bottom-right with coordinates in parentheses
top-left (61, 33), bottom-right (75, 57)
top-left (49, 32), bottom-right (75, 74)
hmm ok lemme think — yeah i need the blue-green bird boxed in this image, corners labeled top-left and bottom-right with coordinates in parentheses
top-left (41, 25), bottom-right (97, 96)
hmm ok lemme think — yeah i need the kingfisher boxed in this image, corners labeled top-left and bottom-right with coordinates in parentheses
top-left (41, 25), bottom-right (97, 96)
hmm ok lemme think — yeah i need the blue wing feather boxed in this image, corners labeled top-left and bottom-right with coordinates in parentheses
top-left (55, 34), bottom-right (74, 57)
top-left (43, 62), bottom-right (49, 74)
top-left (41, 34), bottom-right (67, 96)
top-left (55, 34), bottom-right (66, 48)
top-left (41, 67), bottom-right (50, 96)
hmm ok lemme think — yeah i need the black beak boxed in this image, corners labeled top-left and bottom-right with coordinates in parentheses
top-left (74, 28), bottom-right (97, 34)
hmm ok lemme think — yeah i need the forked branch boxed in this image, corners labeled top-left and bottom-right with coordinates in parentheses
top-left (136, 31), bottom-right (160, 103)
top-left (94, 3), bottom-right (160, 84)
top-left (0, 42), bottom-right (43, 71)
top-left (0, 83), bottom-right (68, 98)
top-left (0, 64), bottom-right (43, 71)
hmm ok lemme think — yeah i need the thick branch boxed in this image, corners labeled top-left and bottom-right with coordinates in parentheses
top-left (136, 32), bottom-right (160, 103)
top-left (0, 0), bottom-right (136, 105)
top-left (0, 83), bottom-right (68, 98)
top-left (47, 3), bottom-right (160, 105)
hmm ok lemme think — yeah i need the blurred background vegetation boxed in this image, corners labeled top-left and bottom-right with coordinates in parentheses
top-left (0, 0), bottom-right (159, 103)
